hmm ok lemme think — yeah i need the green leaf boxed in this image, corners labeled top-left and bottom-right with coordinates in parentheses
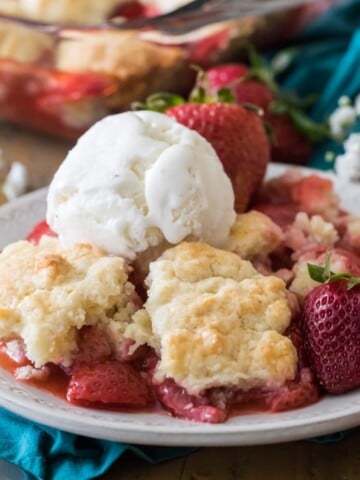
top-left (216, 87), bottom-right (235, 104)
top-left (134, 92), bottom-right (185, 113)
top-left (269, 100), bottom-right (330, 142)
top-left (268, 99), bottom-right (288, 115)
top-left (307, 263), bottom-right (327, 283)
top-left (279, 91), bottom-right (318, 109)
top-left (189, 85), bottom-right (207, 103)
top-left (131, 101), bottom-right (147, 111)
top-left (245, 67), bottom-right (278, 94)
top-left (307, 254), bottom-right (360, 289)
top-left (246, 42), bottom-right (266, 70)
top-left (322, 252), bottom-right (332, 282)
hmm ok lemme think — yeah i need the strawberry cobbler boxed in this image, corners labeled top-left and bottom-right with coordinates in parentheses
top-left (0, 111), bottom-right (359, 423)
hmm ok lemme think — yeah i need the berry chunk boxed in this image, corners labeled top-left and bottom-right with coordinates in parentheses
top-left (154, 378), bottom-right (227, 424)
top-left (67, 361), bottom-right (153, 407)
top-left (26, 220), bottom-right (57, 244)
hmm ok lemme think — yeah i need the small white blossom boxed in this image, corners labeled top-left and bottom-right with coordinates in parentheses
top-left (2, 161), bottom-right (28, 200)
top-left (355, 93), bottom-right (360, 115)
top-left (271, 50), bottom-right (294, 73)
top-left (338, 95), bottom-right (351, 106)
top-left (329, 105), bottom-right (357, 139)
top-left (335, 133), bottom-right (360, 182)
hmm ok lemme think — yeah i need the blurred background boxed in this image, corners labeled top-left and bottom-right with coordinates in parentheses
top-left (0, 0), bottom-right (349, 198)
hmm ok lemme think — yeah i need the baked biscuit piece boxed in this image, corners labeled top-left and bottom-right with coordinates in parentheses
top-left (0, 237), bottom-right (138, 367)
top-left (227, 211), bottom-right (283, 260)
top-left (129, 242), bottom-right (297, 394)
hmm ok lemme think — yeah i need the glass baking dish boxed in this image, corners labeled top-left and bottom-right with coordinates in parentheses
top-left (0, 0), bottom-right (339, 138)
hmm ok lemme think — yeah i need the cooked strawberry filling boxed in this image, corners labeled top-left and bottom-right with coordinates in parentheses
top-left (1, 171), bottom-right (360, 423)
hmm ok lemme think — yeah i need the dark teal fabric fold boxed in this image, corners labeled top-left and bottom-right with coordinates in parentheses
top-left (0, 408), bottom-right (194, 480)
top-left (276, 0), bottom-right (360, 168)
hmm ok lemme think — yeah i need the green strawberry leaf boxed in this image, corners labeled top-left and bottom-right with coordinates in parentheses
top-left (308, 253), bottom-right (360, 289)
top-left (246, 42), bottom-right (267, 70)
top-left (216, 87), bottom-right (236, 104)
top-left (307, 263), bottom-right (329, 283)
top-left (189, 85), bottom-right (207, 103)
top-left (244, 44), bottom-right (331, 144)
top-left (132, 92), bottom-right (185, 113)
top-left (269, 100), bottom-right (330, 142)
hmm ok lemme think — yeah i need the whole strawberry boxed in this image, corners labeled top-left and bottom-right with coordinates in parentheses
top-left (205, 52), bottom-right (329, 166)
top-left (206, 63), bottom-right (274, 111)
top-left (265, 112), bottom-right (312, 166)
top-left (167, 102), bottom-right (269, 212)
top-left (303, 260), bottom-right (360, 394)
top-left (137, 75), bottom-right (270, 212)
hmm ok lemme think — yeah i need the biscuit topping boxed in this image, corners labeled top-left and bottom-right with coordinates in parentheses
top-left (0, 237), bottom-right (138, 367)
top-left (130, 242), bottom-right (297, 394)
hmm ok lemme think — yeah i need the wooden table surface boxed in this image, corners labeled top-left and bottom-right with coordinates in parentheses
top-left (1, 121), bottom-right (359, 480)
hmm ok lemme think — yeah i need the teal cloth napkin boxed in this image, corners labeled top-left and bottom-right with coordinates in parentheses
top-left (2, 2), bottom-right (360, 479)
top-left (0, 408), bottom-right (193, 480)
top-left (276, 0), bottom-right (360, 168)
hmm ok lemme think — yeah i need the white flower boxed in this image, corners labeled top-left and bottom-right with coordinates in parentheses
top-left (335, 133), bottom-right (360, 182)
top-left (2, 162), bottom-right (28, 200)
top-left (355, 93), bottom-right (360, 115)
top-left (329, 105), bottom-right (357, 139)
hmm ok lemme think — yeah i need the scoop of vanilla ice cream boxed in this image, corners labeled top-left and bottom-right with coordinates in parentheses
top-left (47, 111), bottom-right (236, 259)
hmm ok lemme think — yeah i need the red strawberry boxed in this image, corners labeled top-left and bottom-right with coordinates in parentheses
top-left (254, 172), bottom-right (340, 222)
top-left (72, 326), bottom-right (112, 369)
top-left (303, 262), bottom-right (360, 394)
top-left (109, 1), bottom-right (147, 20)
top-left (290, 174), bottom-right (339, 219)
top-left (269, 368), bottom-right (319, 412)
top-left (26, 220), bottom-right (57, 245)
top-left (153, 378), bottom-right (227, 423)
top-left (207, 64), bottom-right (274, 111)
top-left (254, 203), bottom-right (300, 228)
top-left (67, 360), bottom-right (153, 407)
top-left (265, 113), bottom-right (311, 165)
top-left (167, 103), bottom-right (270, 212)
top-left (206, 63), bottom-right (313, 165)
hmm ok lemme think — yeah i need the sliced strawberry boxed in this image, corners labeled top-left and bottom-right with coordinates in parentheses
top-left (290, 174), bottom-right (339, 218)
top-left (154, 378), bottom-right (227, 423)
top-left (67, 360), bottom-right (153, 407)
top-left (72, 326), bottom-right (112, 369)
top-left (270, 368), bottom-right (319, 412)
top-left (26, 220), bottom-right (57, 245)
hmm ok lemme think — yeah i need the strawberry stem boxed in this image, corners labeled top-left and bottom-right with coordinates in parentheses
top-left (307, 253), bottom-right (360, 289)
top-left (244, 44), bottom-right (330, 143)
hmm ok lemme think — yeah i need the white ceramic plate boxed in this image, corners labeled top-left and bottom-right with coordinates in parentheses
top-left (0, 164), bottom-right (359, 446)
